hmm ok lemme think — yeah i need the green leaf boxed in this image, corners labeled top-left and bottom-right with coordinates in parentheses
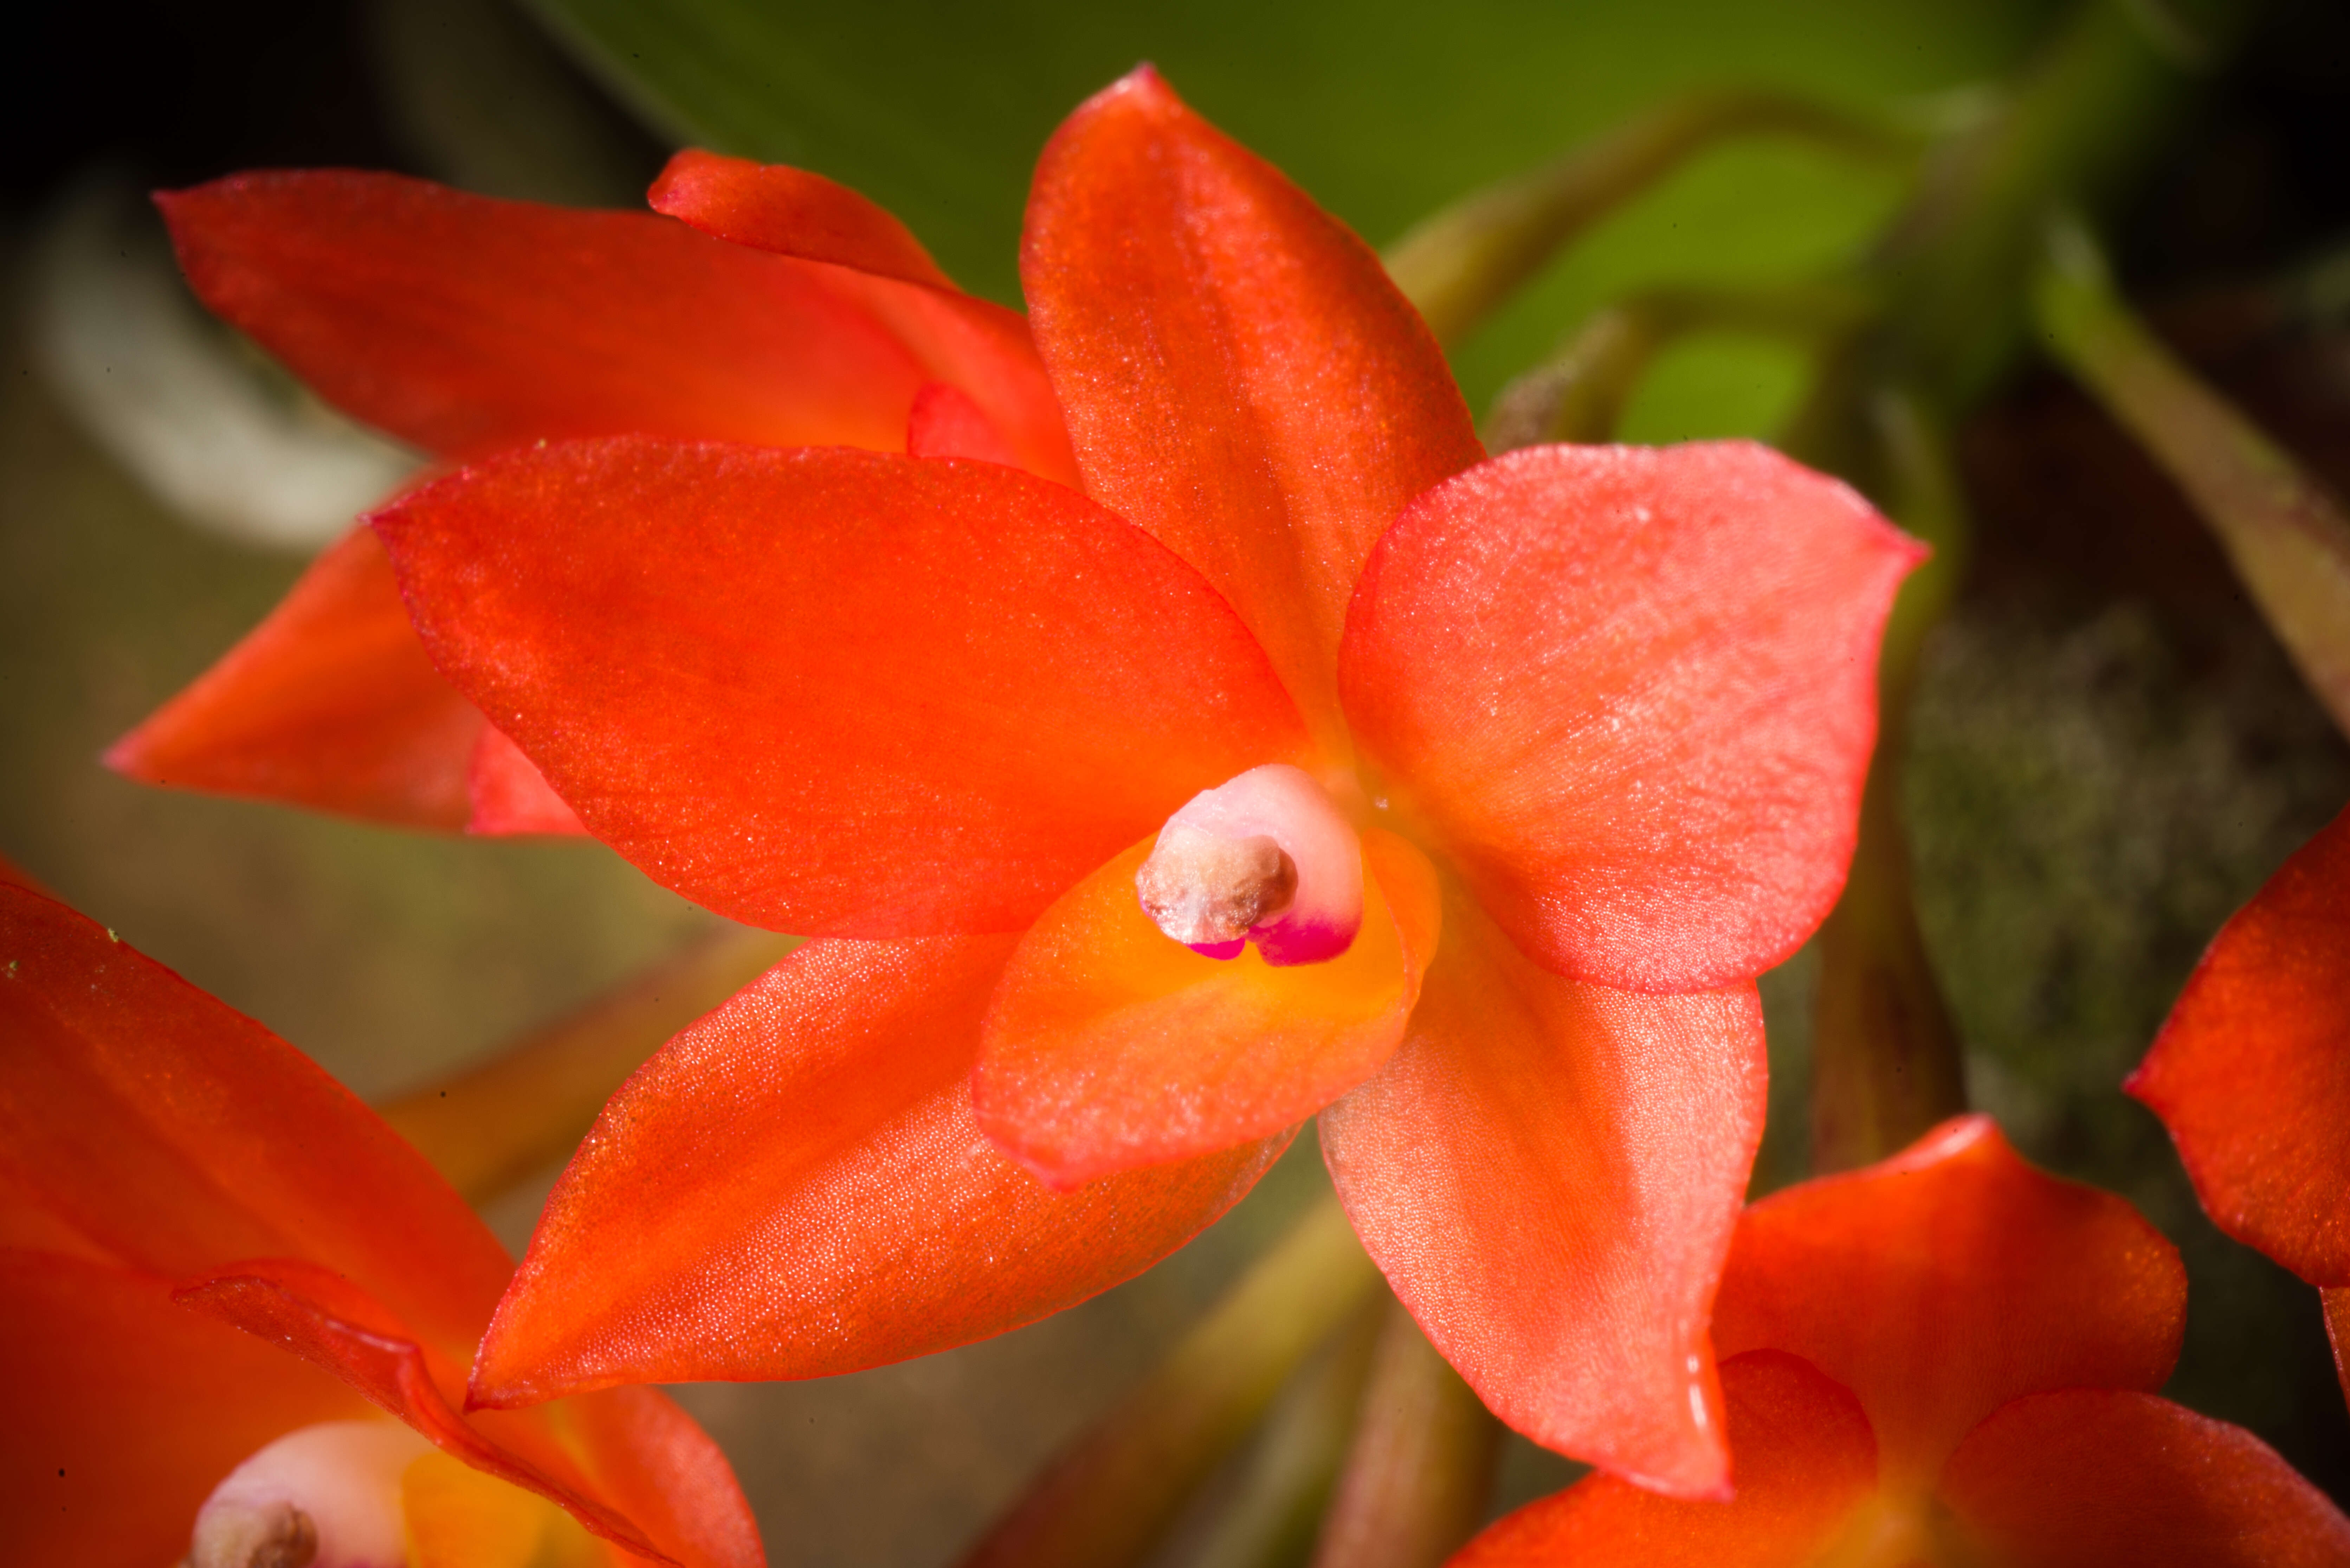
top-left (524, 0), bottom-right (2053, 431)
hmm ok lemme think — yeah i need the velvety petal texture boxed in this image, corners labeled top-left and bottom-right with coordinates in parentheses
top-left (1023, 66), bottom-right (1483, 742)
top-left (375, 439), bottom-right (1308, 937)
top-left (974, 830), bottom-right (1440, 1186)
top-left (1940, 1389), bottom-right (2350, 1567)
top-left (0, 885), bottom-right (762, 1568)
top-left (1321, 884), bottom-right (1767, 1498)
top-left (105, 524), bottom-right (483, 829)
top-left (473, 936), bottom-right (1288, 1407)
top-left (2128, 805), bottom-right (2350, 1287)
top-left (1451, 1352), bottom-right (1879, 1568)
top-left (1712, 1115), bottom-right (2184, 1491)
top-left (162, 170), bottom-right (1044, 467)
top-left (1341, 441), bottom-right (1922, 992)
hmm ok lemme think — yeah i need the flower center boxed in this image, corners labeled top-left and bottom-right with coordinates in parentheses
top-left (1134, 763), bottom-right (1362, 966)
top-left (189, 1420), bottom-right (428, 1568)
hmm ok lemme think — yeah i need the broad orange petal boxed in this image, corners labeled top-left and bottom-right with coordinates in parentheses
top-left (105, 524), bottom-right (482, 830)
top-left (471, 937), bottom-right (1286, 1407)
top-left (1451, 1352), bottom-right (1876, 1568)
top-left (1340, 441), bottom-right (1920, 992)
top-left (1022, 67), bottom-right (1482, 743)
top-left (975, 829), bottom-right (1441, 1186)
top-left (0, 883), bottom-right (510, 1360)
top-left (1320, 885), bottom-right (1767, 1498)
top-left (1712, 1116), bottom-right (2184, 1491)
top-left (375, 440), bottom-right (1307, 937)
top-left (164, 171), bottom-right (978, 461)
top-left (0, 1249), bottom-right (363, 1568)
top-left (2127, 806), bottom-right (2350, 1286)
top-left (1939, 1389), bottom-right (2350, 1567)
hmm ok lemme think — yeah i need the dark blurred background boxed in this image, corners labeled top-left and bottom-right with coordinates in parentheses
top-left (5, 0), bottom-right (2349, 1560)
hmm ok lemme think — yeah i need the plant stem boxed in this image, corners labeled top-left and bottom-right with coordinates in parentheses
top-left (2033, 214), bottom-right (2350, 738)
top-left (957, 1195), bottom-right (1383, 1568)
top-left (1807, 388), bottom-right (1972, 1173)
top-left (1384, 88), bottom-right (1918, 348)
top-left (1183, 1299), bottom-right (1385, 1568)
top-left (1788, 0), bottom-right (2254, 1166)
top-left (373, 921), bottom-right (795, 1203)
top-left (1304, 1299), bottom-right (1504, 1568)
top-left (1484, 281), bottom-right (1873, 448)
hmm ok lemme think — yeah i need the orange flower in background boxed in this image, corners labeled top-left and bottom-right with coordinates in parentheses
top-left (2128, 803), bottom-right (2350, 1402)
top-left (297, 68), bottom-right (1925, 1497)
top-left (0, 882), bottom-right (762, 1568)
top-left (105, 150), bottom-right (1074, 833)
top-left (1454, 1117), bottom-right (2350, 1567)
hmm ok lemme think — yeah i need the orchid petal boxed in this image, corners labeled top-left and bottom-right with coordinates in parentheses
top-left (641, 151), bottom-right (1078, 484)
top-left (1712, 1116), bottom-right (2184, 1491)
top-left (1320, 886), bottom-right (1766, 1498)
top-left (177, 1263), bottom-right (759, 1568)
top-left (0, 883), bottom-right (509, 1355)
top-left (974, 829), bottom-right (1440, 1186)
top-left (2127, 805), bottom-right (2350, 1287)
top-left (467, 724), bottom-right (588, 837)
top-left (1339, 441), bottom-right (1920, 992)
top-left (162, 171), bottom-right (1000, 463)
top-left (1023, 67), bottom-right (1482, 743)
top-left (907, 381), bottom-right (1024, 467)
top-left (1450, 1352), bottom-right (1876, 1568)
top-left (0, 1249), bottom-right (363, 1568)
top-left (1938, 1389), bottom-right (2350, 1567)
top-left (104, 524), bottom-right (482, 829)
top-left (648, 149), bottom-right (954, 288)
top-left (1, 885), bottom-right (761, 1567)
top-left (375, 439), bottom-right (1307, 937)
top-left (471, 937), bottom-right (1286, 1406)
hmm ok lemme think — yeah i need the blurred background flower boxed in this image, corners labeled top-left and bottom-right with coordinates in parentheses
top-left (4, 0), bottom-right (2347, 1562)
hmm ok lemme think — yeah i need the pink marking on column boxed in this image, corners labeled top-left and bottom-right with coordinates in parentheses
top-left (1135, 763), bottom-right (1363, 966)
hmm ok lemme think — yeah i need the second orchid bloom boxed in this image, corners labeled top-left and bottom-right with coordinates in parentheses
top-left (115, 69), bottom-right (1918, 1494)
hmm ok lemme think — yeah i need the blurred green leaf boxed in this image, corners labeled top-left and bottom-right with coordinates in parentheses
top-left (525, 0), bottom-right (2053, 430)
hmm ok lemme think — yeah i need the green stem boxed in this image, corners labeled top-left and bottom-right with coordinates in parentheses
top-left (2033, 214), bottom-right (2350, 738)
top-left (1807, 387), bottom-right (1972, 1173)
top-left (1485, 281), bottom-right (1873, 448)
top-left (1788, 0), bottom-right (2255, 1165)
top-left (1859, 0), bottom-right (2246, 414)
top-left (1384, 88), bottom-right (1918, 348)
top-left (1304, 1299), bottom-right (1504, 1568)
top-left (1183, 1299), bottom-right (1385, 1568)
top-left (957, 1196), bottom-right (1383, 1568)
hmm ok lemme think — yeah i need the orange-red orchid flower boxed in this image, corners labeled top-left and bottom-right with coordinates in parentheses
top-left (0, 882), bottom-right (763, 1568)
top-left (104, 149), bottom-right (1076, 834)
top-left (2127, 803), bottom-right (2350, 1404)
top-left (289, 69), bottom-right (1927, 1497)
top-left (1453, 1115), bottom-right (2350, 1567)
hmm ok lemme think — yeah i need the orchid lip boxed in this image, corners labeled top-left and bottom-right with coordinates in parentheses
top-left (1134, 763), bottom-right (1362, 966)
top-left (189, 1420), bottom-right (428, 1568)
